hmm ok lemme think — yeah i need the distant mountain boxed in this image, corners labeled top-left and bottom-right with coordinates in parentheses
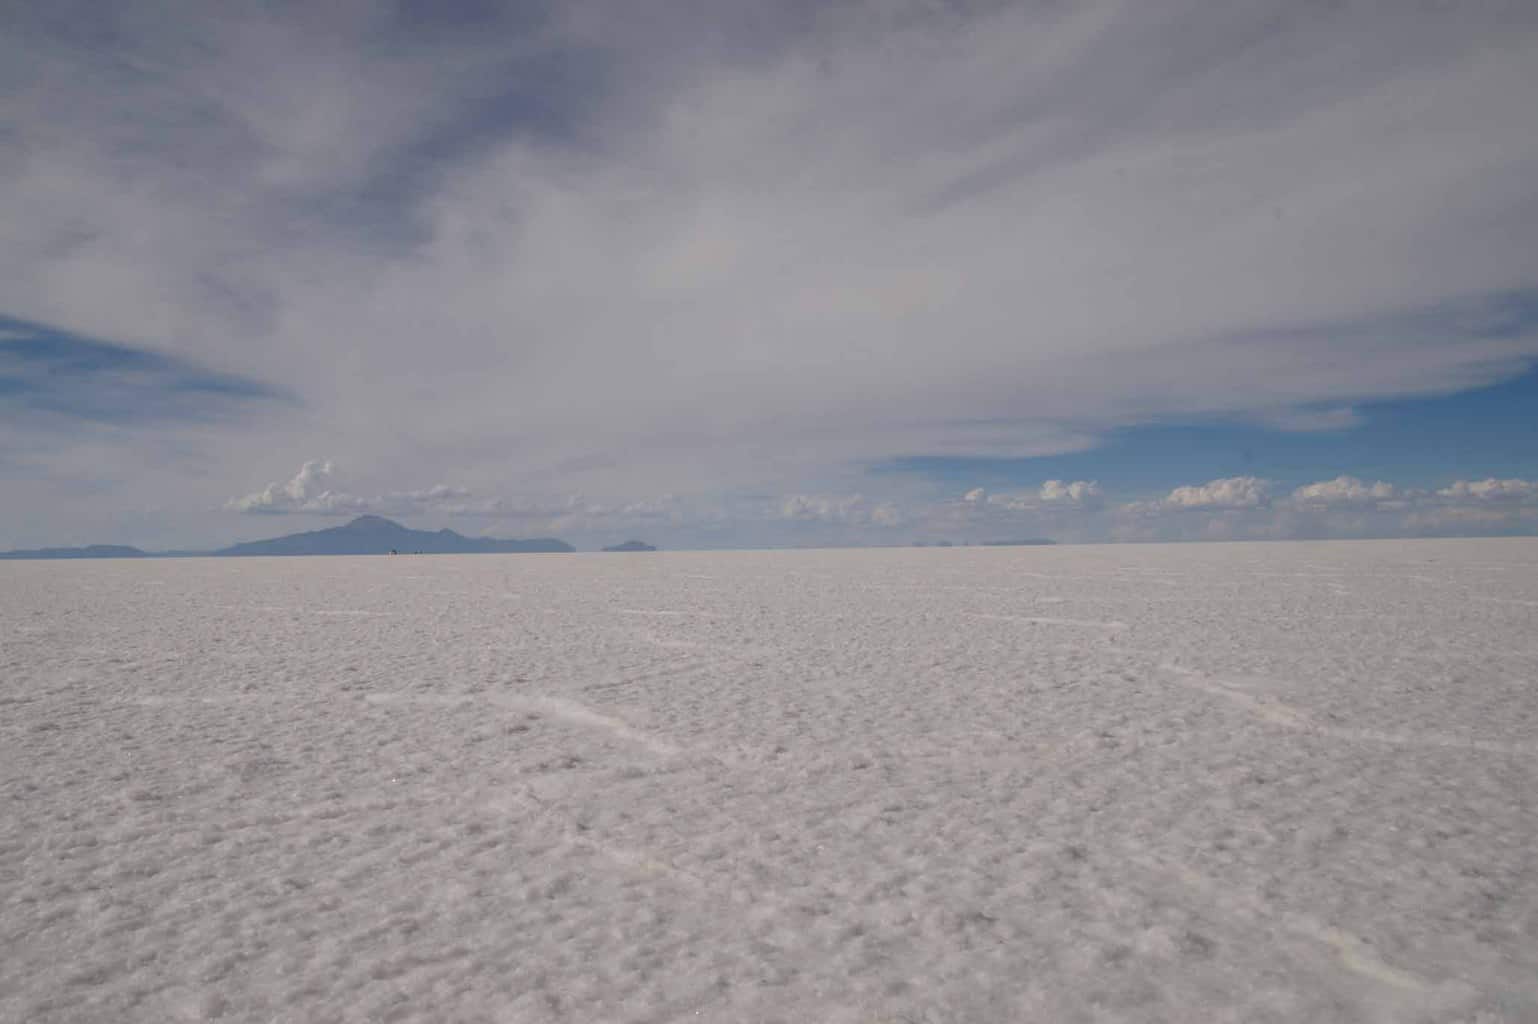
top-left (0, 544), bottom-right (148, 560)
top-left (0, 518), bottom-right (574, 560)
top-left (215, 515), bottom-right (574, 556)
top-left (981, 538), bottom-right (1056, 547)
top-left (602, 540), bottom-right (657, 552)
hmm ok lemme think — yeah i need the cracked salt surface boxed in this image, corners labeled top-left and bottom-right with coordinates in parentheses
top-left (2, 539), bottom-right (1536, 1023)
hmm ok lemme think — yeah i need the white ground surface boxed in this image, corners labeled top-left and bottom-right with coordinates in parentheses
top-left (2, 540), bottom-right (1536, 1023)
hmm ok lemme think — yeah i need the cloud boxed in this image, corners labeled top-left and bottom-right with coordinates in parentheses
top-left (961, 480), bottom-right (1101, 513)
top-left (1254, 406), bottom-right (1364, 433)
top-left (3, 4), bottom-right (1538, 546)
top-left (466, 495), bottom-right (592, 520)
top-left (1291, 476), bottom-right (1397, 505)
top-left (780, 494), bottom-right (902, 527)
top-left (1115, 472), bottom-right (1538, 542)
top-left (1396, 480), bottom-right (1538, 534)
top-left (1039, 480), bottom-right (1102, 504)
top-left (281, 460), bottom-right (337, 504)
top-left (225, 459), bottom-right (343, 513)
top-left (858, 480), bottom-right (1110, 545)
top-left (1436, 478), bottom-right (1538, 501)
top-left (226, 460), bottom-right (471, 516)
top-left (213, 463), bottom-right (1538, 547)
top-left (1164, 476), bottom-right (1272, 509)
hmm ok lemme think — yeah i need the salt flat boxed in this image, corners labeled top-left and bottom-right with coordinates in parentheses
top-left (2, 539), bottom-right (1536, 1023)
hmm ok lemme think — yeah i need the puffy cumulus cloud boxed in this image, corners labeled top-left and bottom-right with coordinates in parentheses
top-left (1038, 480), bottom-right (1102, 504)
top-left (980, 493), bottom-right (1036, 513)
top-left (1164, 477), bottom-right (1272, 510)
top-left (279, 459), bottom-right (336, 502)
top-left (1291, 476), bottom-right (1397, 505)
top-left (1113, 472), bottom-right (1538, 542)
top-left (780, 494), bottom-right (902, 528)
top-left (1436, 478), bottom-right (1538, 501)
top-left (892, 481), bottom-right (1110, 544)
top-left (1109, 476), bottom-right (1276, 541)
top-left (225, 460), bottom-right (470, 516)
top-left (616, 495), bottom-right (687, 521)
top-left (781, 495), bottom-right (841, 522)
top-left (765, 473), bottom-right (1538, 545)
top-left (225, 460), bottom-right (347, 514)
top-left (957, 480), bottom-right (1101, 513)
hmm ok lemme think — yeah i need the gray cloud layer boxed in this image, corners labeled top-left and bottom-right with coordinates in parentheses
top-left (3, 2), bottom-right (1537, 546)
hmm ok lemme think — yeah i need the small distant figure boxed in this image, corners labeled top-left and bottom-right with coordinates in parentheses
top-left (390, 548), bottom-right (398, 555)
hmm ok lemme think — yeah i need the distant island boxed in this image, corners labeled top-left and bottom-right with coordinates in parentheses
top-left (216, 515), bottom-right (572, 556)
top-left (0, 515), bottom-right (574, 559)
top-left (0, 544), bottom-right (148, 560)
top-left (601, 540), bottom-right (658, 552)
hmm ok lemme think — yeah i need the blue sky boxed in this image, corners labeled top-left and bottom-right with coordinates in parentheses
top-left (0, 314), bottom-right (288, 424)
top-left (882, 363), bottom-right (1538, 496)
top-left (2, 1), bottom-right (1537, 550)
